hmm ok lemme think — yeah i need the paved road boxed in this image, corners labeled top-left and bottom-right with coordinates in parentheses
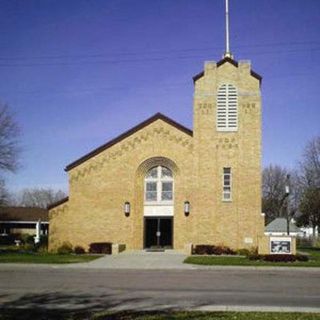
top-left (1, 266), bottom-right (320, 313)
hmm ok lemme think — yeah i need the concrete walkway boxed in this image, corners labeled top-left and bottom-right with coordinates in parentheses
top-left (67, 250), bottom-right (196, 269)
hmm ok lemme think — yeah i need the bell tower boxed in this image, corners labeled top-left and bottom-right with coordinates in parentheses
top-left (191, 0), bottom-right (264, 248)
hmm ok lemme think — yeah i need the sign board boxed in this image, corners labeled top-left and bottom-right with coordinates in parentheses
top-left (270, 237), bottom-right (291, 254)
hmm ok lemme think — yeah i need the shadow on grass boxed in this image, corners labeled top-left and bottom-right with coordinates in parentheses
top-left (0, 291), bottom-right (184, 320)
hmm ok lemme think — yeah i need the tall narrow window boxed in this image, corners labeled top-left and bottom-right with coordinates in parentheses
top-left (145, 166), bottom-right (173, 203)
top-left (217, 84), bottom-right (238, 131)
top-left (223, 167), bottom-right (232, 201)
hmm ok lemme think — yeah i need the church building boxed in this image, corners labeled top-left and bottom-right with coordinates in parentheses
top-left (48, 2), bottom-right (267, 253)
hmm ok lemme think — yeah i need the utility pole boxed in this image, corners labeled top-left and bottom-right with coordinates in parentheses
top-left (285, 174), bottom-right (290, 235)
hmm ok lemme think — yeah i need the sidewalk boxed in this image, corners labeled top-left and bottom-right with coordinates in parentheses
top-left (1, 250), bottom-right (320, 271)
top-left (67, 250), bottom-right (197, 269)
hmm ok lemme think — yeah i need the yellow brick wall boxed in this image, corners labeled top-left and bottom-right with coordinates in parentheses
top-left (192, 60), bottom-right (263, 249)
top-left (49, 59), bottom-right (265, 252)
top-left (49, 120), bottom-right (194, 251)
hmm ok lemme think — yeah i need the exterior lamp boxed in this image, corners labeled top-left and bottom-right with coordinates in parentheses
top-left (285, 185), bottom-right (290, 196)
top-left (184, 201), bottom-right (190, 217)
top-left (124, 201), bottom-right (130, 217)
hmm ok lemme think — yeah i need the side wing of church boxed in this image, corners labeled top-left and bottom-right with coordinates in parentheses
top-left (48, 57), bottom-right (266, 252)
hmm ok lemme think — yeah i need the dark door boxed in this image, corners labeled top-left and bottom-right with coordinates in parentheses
top-left (144, 217), bottom-right (173, 249)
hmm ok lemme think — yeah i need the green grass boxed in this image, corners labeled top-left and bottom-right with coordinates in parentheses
top-left (0, 251), bottom-right (101, 264)
top-left (83, 311), bottom-right (320, 320)
top-left (184, 247), bottom-right (320, 267)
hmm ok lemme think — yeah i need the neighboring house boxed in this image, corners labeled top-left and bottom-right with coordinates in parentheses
top-left (298, 226), bottom-right (319, 239)
top-left (0, 207), bottom-right (49, 236)
top-left (48, 54), bottom-right (266, 252)
top-left (265, 218), bottom-right (301, 237)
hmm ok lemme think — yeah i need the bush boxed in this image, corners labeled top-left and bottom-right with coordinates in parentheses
top-left (247, 247), bottom-right (261, 260)
top-left (89, 242), bottom-right (112, 254)
top-left (20, 234), bottom-right (35, 245)
top-left (237, 248), bottom-right (250, 256)
top-left (22, 243), bottom-right (35, 252)
top-left (193, 245), bottom-right (212, 255)
top-left (296, 254), bottom-right (309, 262)
top-left (193, 244), bottom-right (236, 255)
top-left (74, 246), bottom-right (85, 254)
top-left (264, 254), bottom-right (296, 262)
top-left (57, 242), bottom-right (73, 254)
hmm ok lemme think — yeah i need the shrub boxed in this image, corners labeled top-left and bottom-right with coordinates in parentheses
top-left (247, 247), bottom-right (261, 260)
top-left (74, 246), bottom-right (86, 254)
top-left (57, 242), bottom-right (73, 254)
top-left (20, 234), bottom-right (35, 245)
top-left (22, 243), bottom-right (35, 252)
top-left (296, 254), bottom-right (309, 262)
top-left (263, 254), bottom-right (296, 262)
top-left (193, 245), bottom-right (213, 255)
top-left (193, 244), bottom-right (236, 255)
top-left (89, 242), bottom-right (112, 254)
top-left (237, 248), bottom-right (250, 256)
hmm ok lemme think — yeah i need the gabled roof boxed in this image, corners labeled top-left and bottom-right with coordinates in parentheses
top-left (65, 113), bottom-right (193, 172)
top-left (0, 207), bottom-right (48, 222)
top-left (192, 57), bottom-right (262, 83)
top-left (47, 197), bottom-right (69, 210)
top-left (265, 218), bottom-right (301, 233)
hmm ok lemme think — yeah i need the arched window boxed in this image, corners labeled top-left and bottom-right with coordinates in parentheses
top-left (217, 84), bottom-right (238, 131)
top-left (145, 166), bottom-right (173, 203)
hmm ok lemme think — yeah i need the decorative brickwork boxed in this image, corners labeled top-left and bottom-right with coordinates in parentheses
top-left (49, 58), bottom-right (265, 253)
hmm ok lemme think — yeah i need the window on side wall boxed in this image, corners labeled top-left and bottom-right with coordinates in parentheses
top-left (223, 167), bottom-right (232, 201)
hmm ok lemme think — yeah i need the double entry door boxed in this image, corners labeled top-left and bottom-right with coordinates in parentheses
top-left (144, 217), bottom-right (173, 249)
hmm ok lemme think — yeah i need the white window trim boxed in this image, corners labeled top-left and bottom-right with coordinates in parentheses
top-left (222, 167), bottom-right (232, 202)
top-left (144, 166), bottom-right (174, 205)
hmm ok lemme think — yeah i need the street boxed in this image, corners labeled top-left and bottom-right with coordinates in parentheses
top-left (1, 265), bottom-right (320, 313)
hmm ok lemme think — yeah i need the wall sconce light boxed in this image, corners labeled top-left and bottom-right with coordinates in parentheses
top-left (184, 201), bottom-right (190, 217)
top-left (124, 201), bottom-right (130, 217)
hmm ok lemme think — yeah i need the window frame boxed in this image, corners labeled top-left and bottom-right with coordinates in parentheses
top-left (222, 167), bottom-right (232, 202)
top-left (144, 166), bottom-right (174, 205)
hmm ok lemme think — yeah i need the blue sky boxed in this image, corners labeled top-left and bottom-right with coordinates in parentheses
top-left (0, 0), bottom-right (319, 193)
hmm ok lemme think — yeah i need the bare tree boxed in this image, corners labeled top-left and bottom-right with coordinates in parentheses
top-left (0, 103), bottom-right (20, 205)
top-left (299, 136), bottom-right (320, 188)
top-left (0, 104), bottom-right (20, 173)
top-left (0, 179), bottom-right (10, 206)
top-left (296, 187), bottom-right (320, 237)
top-left (16, 188), bottom-right (67, 209)
top-left (262, 165), bottom-right (291, 224)
top-left (295, 136), bottom-right (320, 236)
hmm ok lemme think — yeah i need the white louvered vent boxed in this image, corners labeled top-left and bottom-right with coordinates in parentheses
top-left (217, 84), bottom-right (238, 131)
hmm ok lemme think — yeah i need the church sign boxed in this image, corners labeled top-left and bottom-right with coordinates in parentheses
top-left (270, 237), bottom-right (292, 254)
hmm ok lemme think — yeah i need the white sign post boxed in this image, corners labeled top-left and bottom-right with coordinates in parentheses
top-left (34, 219), bottom-right (41, 244)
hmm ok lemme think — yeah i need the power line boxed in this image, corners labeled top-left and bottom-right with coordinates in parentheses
top-left (0, 46), bottom-right (319, 68)
top-left (0, 40), bottom-right (319, 62)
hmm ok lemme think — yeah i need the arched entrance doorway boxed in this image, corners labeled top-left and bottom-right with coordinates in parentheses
top-left (144, 165), bottom-right (174, 249)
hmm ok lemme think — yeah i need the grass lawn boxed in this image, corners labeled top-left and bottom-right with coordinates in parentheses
top-left (0, 251), bottom-right (101, 264)
top-left (1, 310), bottom-right (320, 320)
top-left (184, 247), bottom-right (320, 267)
top-left (91, 311), bottom-right (320, 320)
